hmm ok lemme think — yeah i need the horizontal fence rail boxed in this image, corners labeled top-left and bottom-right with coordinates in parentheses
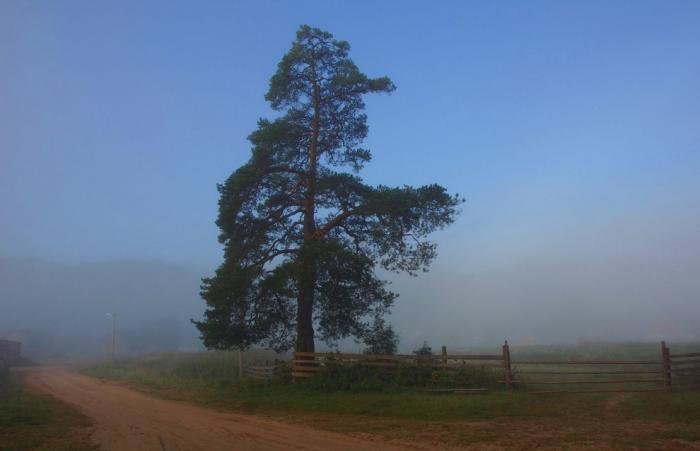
top-left (506, 379), bottom-right (665, 385)
top-left (290, 340), bottom-right (700, 394)
top-left (506, 342), bottom-right (666, 393)
top-left (512, 360), bottom-right (660, 365)
top-left (670, 352), bottom-right (700, 359)
top-left (503, 341), bottom-right (700, 393)
top-left (292, 348), bottom-right (503, 380)
top-left (516, 370), bottom-right (663, 375)
top-left (242, 360), bottom-right (285, 380)
top-left (669, 346), bottom-right (700, 389)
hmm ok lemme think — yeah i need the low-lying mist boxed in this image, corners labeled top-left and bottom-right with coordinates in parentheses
top-left (0, 257), bottom-right (204, 361)
top-left (2, 202), bottom-right (698, 361)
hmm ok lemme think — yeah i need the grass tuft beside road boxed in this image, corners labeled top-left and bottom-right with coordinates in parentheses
top-left (0, 372), bottom-right (94, 451)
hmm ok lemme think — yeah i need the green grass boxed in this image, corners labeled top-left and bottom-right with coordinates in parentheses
top-left (78, 348), bottom-right (662, 421)
top-left (214, 385), bottom-right (611, 420)
top-left (83, 357), bottom-right (611, 421)
top-left (78, 343), bottom-right (700, 421)
top-left (80, 346), bottom-right (700, 448)
top-left (0, 372), bottom-right (94, 451)
top-left (621, 390), bottom-right (700, 422)
top-left (83, 351), bottom-right (244, 389)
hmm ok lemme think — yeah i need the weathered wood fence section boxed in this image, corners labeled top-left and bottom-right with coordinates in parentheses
top-left (292, 347), bottom-right (503, 380)
top-left (293, 341), bottom-right (700, 393)
top-left (669, 345), bottom-right (700, 389)
top-left (242, 360), bottom-right (285, 380)
top-left (508, 341), bottom-right (665, 393)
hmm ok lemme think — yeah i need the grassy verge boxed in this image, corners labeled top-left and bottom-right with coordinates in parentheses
top-left (83, 352), bottom-right (523, 421)
top-left (82, 353), bottom-right (700, 422)
top-left (0, 372), bottom-right (94, 451)
top-left (81, 350), bottom-right (700, 448)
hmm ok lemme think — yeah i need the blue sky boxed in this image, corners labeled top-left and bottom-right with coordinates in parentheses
top-left (2, 1), bottom-right (700, 345)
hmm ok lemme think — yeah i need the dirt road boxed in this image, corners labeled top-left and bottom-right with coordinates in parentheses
top-left (22, 367), bottom-right (400, 451)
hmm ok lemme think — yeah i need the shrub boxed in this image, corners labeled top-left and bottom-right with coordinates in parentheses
top-left (412, 342), bottom-right (433, 356)
top-left (307, 361), bottom-right (501, 392)
top-left (431, 365), bottom-right (503, 389)
top-left (309, 362), bottom-right (432, 391)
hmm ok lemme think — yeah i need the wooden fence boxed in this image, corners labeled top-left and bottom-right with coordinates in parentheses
top-left (242, 360), bottom-right (285, 380)
top-left (507, 341), bottom-right (666, 393)
top-left (293, 341), bottom-right (700, 393)
top-left (292, 346), bottom-right (503, 380)
top-left (669, 346), bottom-right (700, 389)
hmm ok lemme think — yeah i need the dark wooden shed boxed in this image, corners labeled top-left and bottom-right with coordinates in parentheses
top-left (0, 339), bottom-right (22, 368)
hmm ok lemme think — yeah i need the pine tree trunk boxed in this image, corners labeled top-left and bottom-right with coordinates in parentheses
top-left (296, 206), bottom-right (317, 352)
top-left (295, 58), bottom-right (321, 354)
top-left (295, 256), bottom-right (316, 353)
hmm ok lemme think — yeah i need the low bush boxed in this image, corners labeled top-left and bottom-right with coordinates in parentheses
top-left (308, 362), bottom-right (501, 392)
top-left (432, 365), bottom-right (503, 389)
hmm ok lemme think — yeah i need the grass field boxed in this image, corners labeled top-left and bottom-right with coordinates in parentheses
top-left (81, 344), bottom-right (700, 448)
top-left (0, 371), bottom-right (94, 451)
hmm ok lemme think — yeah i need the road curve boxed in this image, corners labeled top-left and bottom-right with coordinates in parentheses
top-left (22, 366), bottom-right (400, 451)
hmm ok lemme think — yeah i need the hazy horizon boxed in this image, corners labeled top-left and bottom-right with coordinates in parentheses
top-left (2, 1), bottom-right (699, 359)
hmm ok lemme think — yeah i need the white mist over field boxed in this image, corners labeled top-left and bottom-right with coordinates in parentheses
top-left (389, 201), bottom-right (700, 348)
top-left (2, 195), bottom-right (698, 359)
top-left (2, 1), bottom-right (699, 360)
top-left (0, 258), bottom-right (205, 360)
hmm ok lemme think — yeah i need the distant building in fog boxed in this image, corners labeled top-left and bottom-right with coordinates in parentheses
top-left (0, 339), bottom-right (22, 368)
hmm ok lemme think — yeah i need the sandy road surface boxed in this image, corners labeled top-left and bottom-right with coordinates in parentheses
top-left (22, 366), bottom-right (400, 451)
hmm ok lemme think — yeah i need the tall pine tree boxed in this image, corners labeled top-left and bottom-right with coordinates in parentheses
top-left (196, 26), bottom-right (462, 353)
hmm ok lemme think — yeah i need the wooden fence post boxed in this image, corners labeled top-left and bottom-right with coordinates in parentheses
top-left (502, 340), bottom-right (512, 390)
top-left (442, 346), bottom-right (447, 367)
top-left (661, 341), bottom-right (671, 389)
top-left (238, 348), bottom-right (243, 380)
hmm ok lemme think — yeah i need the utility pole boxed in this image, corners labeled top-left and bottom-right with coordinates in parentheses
top-left (108, 313), bottom-right (116, 362)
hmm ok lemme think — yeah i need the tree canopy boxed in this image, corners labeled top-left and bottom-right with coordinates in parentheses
top-left (195, 25), bottom-right (462, 353)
